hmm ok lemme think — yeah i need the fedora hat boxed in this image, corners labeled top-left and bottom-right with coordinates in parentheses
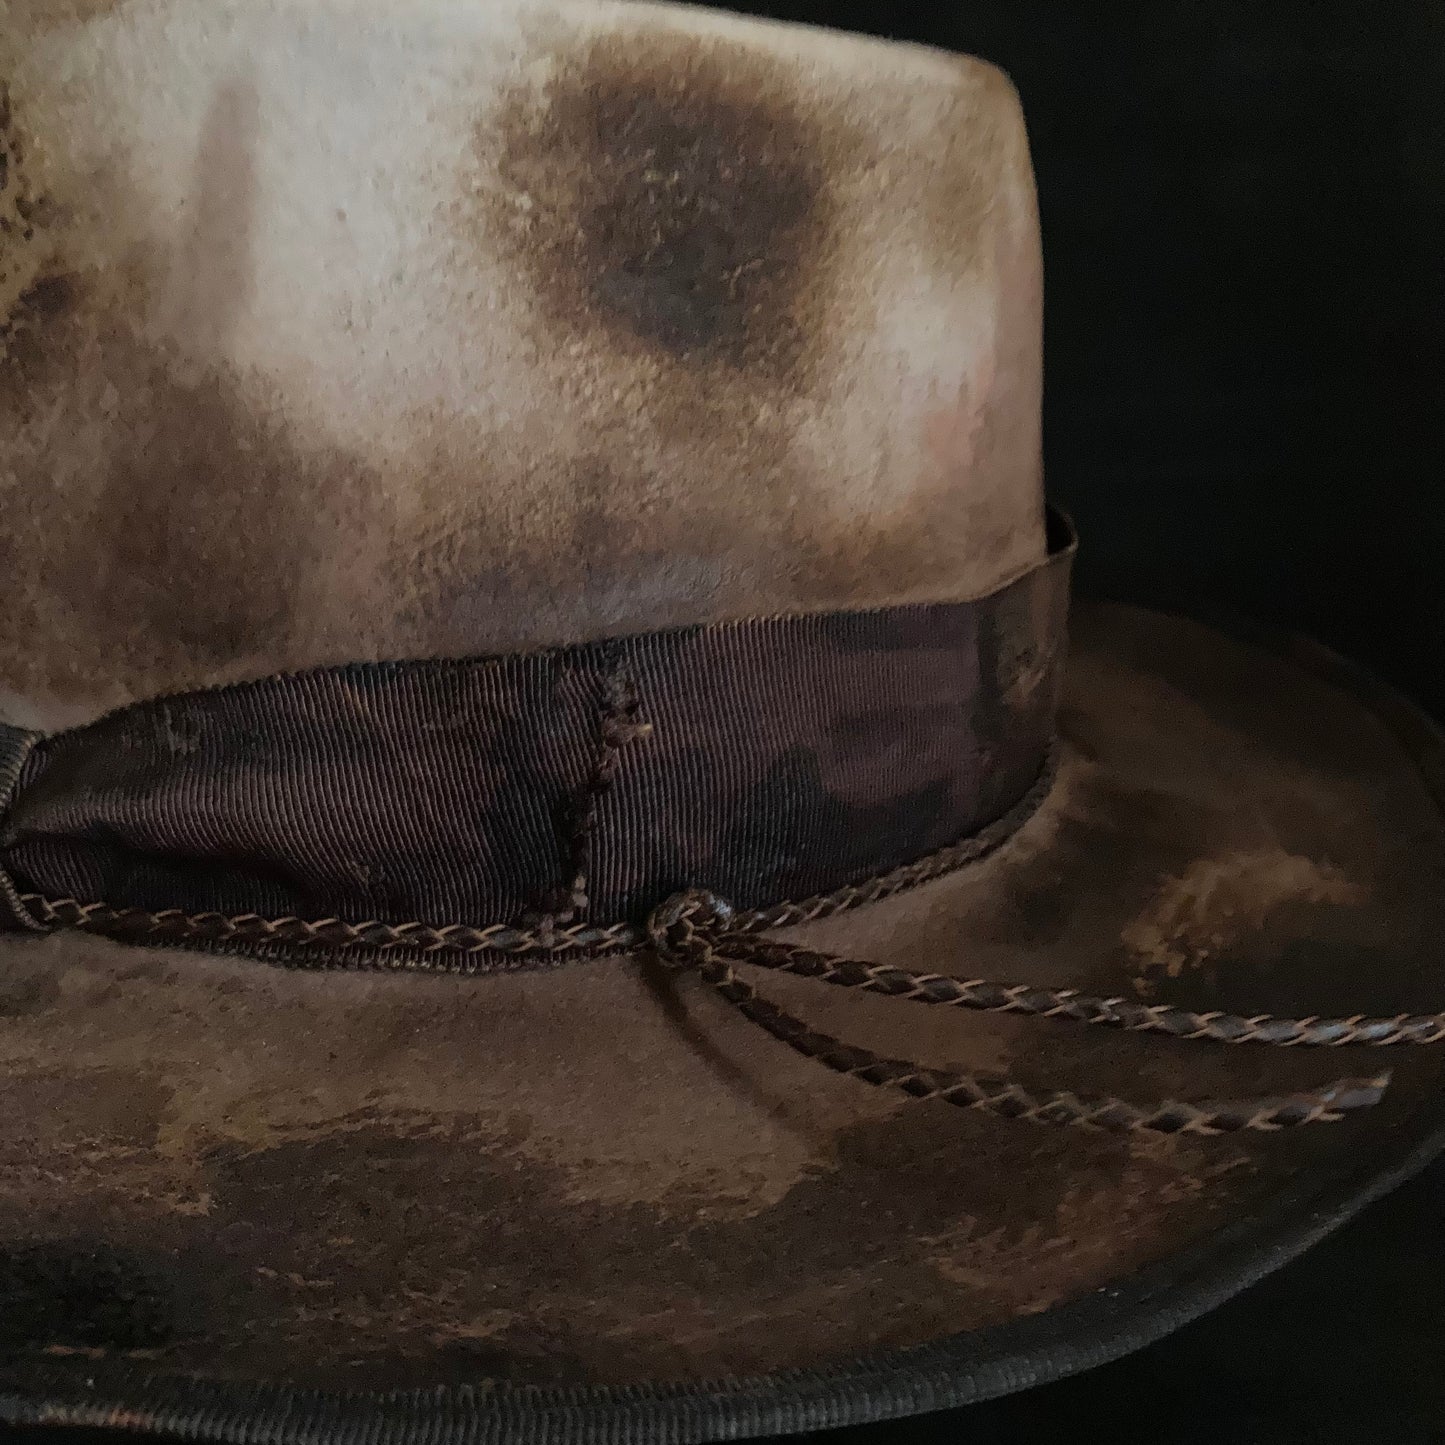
top-left (3, 1), bottom-right (1445, 1439)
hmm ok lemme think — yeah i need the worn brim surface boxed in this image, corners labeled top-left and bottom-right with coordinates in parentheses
top-left (2, 601), bottom-right (1445, 1441)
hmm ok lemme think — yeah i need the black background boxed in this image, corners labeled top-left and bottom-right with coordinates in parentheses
top-left (12, 2), bottom-right (1445, 1442)
top-left (730, 2), bottom-right (1443, 1441)
top-left (719, 0), bottom-right (1444, 715)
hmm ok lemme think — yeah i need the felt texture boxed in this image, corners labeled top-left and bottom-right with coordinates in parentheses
top-left (0, 0), bottom-right (1041, 730)
top-left (2, 1), bottom-right (1442, 1422)
top-left (0, 605), bottom-right (1442, 1388)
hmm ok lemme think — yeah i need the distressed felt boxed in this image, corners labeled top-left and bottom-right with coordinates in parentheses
top-left (0, 530), bottom-right (1067, 933)
top-left (2, 0), bottom-right (1443, 1411)
top-left (0, 0), bottom-right (1042, 730)
top-left (0, 606), bottom-right (1443, 1388)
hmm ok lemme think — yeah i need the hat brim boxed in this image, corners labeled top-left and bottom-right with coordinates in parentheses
top-left (3, 601), bottom-right (1445, 1441)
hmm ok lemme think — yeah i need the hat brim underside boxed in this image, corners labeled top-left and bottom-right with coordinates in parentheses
top-left (2, 601), bottom-right (1445, 1441)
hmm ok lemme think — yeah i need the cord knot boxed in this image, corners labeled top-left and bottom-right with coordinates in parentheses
top-left (646, 889), bottom-right (735, 970)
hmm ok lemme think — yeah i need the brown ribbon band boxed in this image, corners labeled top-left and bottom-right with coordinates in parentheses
top-left (5, 751), bottom-right (1416, 1132)
top-left (1, 504), bottom-right (1439, 1130)
top-left (0, 513), bottom-right (1076, 947)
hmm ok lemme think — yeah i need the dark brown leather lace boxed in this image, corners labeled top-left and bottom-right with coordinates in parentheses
top-left (11, 736), bottom-right (1439, 1133)
top-left (645, 891), bottom-right (1400, 1136)
top-left (10, 746), bottom-right (1068, 961)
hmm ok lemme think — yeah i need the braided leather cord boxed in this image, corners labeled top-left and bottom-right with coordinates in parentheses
top-left (727, 938), bottom-right (1445, 1048)
top-left (10, 746), bottom-right (1065, 964)
top-left (11, 742), bottom-right (1445, 1042)
top-left (17, 894), bottom-right (632, 964)
top-left (8, 742), bottom-right (1440, 1128)
top-left (645, 892), bottom-right (1391, 1135)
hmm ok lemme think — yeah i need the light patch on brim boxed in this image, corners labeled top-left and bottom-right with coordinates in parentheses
top-left (1122, 848), bottom-right (1368, 992)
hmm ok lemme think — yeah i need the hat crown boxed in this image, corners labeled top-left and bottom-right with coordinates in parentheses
top-left (0, 0), bottom-right (1042, 729)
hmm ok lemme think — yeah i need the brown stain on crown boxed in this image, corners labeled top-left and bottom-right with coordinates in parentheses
top-left (0, 84), bottom-right (53, 353)
top-left (7, 1), bottom-right (133, 33)
top-left (0, 79), bottom-right (386, 721)
top-left (0, 277), bottom-right (375, 720)
top-left (0, 28), bottom-right (1038, 718)
top-left (487, 31), bottom-right (843, 394)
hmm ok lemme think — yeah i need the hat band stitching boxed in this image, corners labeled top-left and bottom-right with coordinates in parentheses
top-left (0, 516), bottom-right (1077, 942)
top-left (9, 742), bottom-right (1058, 961)
top-left (525, 652), bottom-right (654, 945)
top-left (13, 740), bottom-right (1438, 1135)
